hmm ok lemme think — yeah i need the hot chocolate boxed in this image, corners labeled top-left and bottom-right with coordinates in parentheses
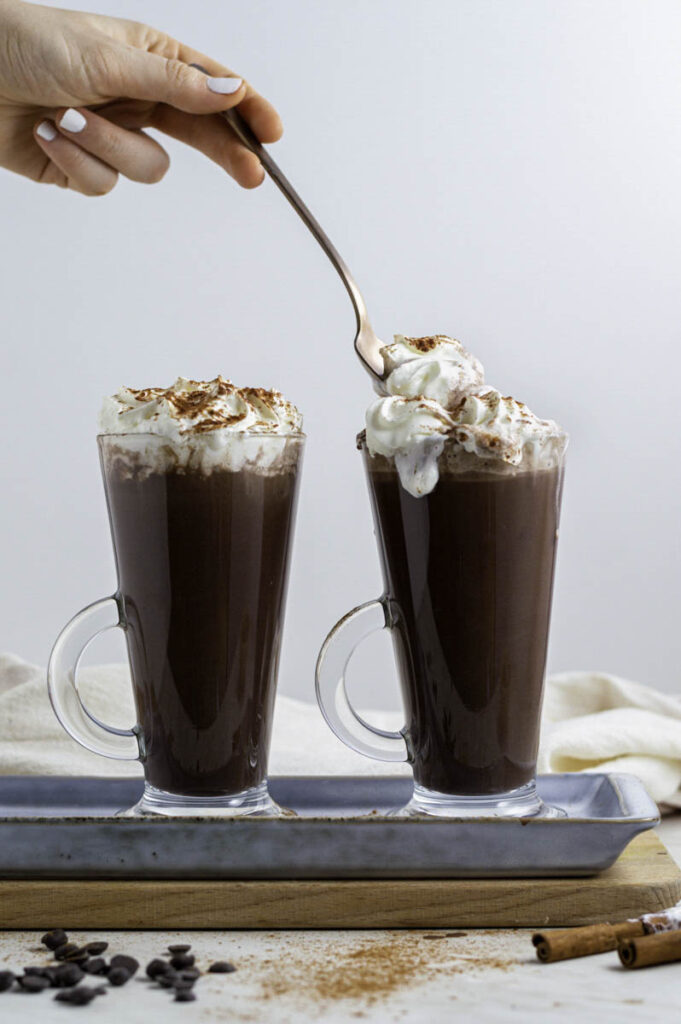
top-left (99, 378), bottom-right (305, 807)
top-left (316, 333), bottom-right (567, 816)
top-left (364, 446), bottom-right (562, 796)
top-left (48, 376), bottom-right (304, 816)
top-left (101, 435), bottom-right (301, 797)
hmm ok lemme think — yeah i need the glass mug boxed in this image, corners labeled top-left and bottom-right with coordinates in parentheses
top-left (316, 437), bottom-right (566, 817)
top-left (48, 432), bottom-right (304, 816)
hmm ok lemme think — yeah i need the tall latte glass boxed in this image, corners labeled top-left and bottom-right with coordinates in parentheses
top-left (316, 334), bottom-right (567, 818)
top-left (48, 379), bottom-right (304, 816)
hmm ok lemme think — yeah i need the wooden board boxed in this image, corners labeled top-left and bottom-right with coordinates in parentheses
top-left (0, 831), bottom-right (677, 930)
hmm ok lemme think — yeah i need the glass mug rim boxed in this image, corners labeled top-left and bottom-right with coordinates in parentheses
top-left (97, 430), bottom-right (306, 441)
top-left (356, 430), bottom-right (569, 461)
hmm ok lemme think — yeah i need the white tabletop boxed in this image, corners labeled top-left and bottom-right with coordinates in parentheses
top-left (1, 817), bottom-right (679, 1024)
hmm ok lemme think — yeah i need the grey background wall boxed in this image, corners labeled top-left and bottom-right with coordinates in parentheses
top-left (2, 0), bottom-right (680, 707)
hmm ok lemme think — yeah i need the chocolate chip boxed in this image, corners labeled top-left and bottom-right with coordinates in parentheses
top-left (63, 947), bottom-right (90, 964)
top-left (156, 971), bottom-right (179, 989)
top-left (146, 958), bottom-right (170, 979)
top-left (43, 967), bottom-right (61, 987)
top-left (208, 961), bottom-right (236, 973)
top-left (84, 941), bottom-right (108, 956)
top-left (18, 974), bottom-right (51, 992)
top-left (175, 990), bottom-right (196, 1002)
top-left (109, 954), bottom-right (139, 976)
top-left (42, 929), bottom-right (68, 950)
top-left (0, 971), bottom-right (15, 992)
top-left (25, 966), bottom-right (59, 987)
top-left (54, 963), bottom-right (85, 988)
top-left (173, 976), bottom-right (196, 991)
top-left (170, 953), bottom-right (195, 969)
top-left (53, 942), bottom-right (79, 960)
top-left (108, 967), bottom-right (131, 987)
top-left (81, 957), bottom-right (107, 975)
top-left (167, 944), bottom-right (191, 954)
top-left (55, 985), bottom-right (100, 1005)
top-left (180, 968), bottom-right (200, 980)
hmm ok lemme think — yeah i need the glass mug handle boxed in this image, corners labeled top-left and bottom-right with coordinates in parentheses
top-left (315, 597), bottom-right (409, 762)
top-left (47, 597), bottom-right (142, 760)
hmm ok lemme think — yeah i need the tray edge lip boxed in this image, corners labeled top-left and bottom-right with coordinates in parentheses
top-left (0, 771), bottom-right (660, 828)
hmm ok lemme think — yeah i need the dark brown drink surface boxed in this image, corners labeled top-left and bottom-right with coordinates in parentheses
top-left (103, 457), bottom-right (300, 797)
top-left (365, 454), bottom-right (562, 796)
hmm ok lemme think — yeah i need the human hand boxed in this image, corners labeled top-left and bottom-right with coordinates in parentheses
top-left (0, 0), bottom-right (282, 195)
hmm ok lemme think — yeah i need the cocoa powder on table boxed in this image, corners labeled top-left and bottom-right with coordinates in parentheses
top-left (258, 931), bottom-right (512, 1004)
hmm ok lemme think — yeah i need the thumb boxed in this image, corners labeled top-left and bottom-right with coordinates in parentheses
top-left (108, 47), bottom-right (245, 113)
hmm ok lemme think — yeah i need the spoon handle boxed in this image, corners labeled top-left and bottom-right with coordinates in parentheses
top-left (226, 107), bottom-right (368, 321)
top-left (191, 66), bottom-right (369, 336)
top-left (224, 107), bottom-right (372, 332)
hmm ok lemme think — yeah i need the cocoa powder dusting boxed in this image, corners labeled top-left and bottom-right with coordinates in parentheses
top-left (405, 335), bottom-right (445, 354)
top-left (122, 377), bottom-right (297, 434)
top-left (257, 932), bottom-right (511, 1006)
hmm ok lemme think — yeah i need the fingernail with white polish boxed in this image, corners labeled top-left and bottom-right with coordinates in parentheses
top-left (59, 108), bottom-right (86, 133)
top-left (206, 76), bottom-right (243, 95)
top-left (36, 121), bottom-right (57, 142)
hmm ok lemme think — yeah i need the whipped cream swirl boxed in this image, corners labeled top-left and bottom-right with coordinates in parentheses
top-left (383, 334), bottom-right (483, 409)
top-left (100, 376), bottom-right (303, 475)
top-left (366, 335), bottom-right (565, 496)
top-left (100, 376), bottom-right (302, 438)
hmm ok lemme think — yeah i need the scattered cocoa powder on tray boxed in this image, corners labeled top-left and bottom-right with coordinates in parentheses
top-left (258, 931), bottom-right (512, 1005)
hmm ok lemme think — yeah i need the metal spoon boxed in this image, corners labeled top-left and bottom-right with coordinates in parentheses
top-left (191, 64), bottom-right (385, 382)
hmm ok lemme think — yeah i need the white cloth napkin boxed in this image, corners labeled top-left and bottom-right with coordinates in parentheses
top-left (538, 671), bottom-right (681, 808)
top-left (0, 653), bottom-right (408, 781)
top-left (1, 654), bottom-right (680, 807)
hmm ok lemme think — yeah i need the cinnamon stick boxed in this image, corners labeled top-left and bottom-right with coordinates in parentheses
top-left (618, 930), bottom-right (681, 969)
top-left (533, 920), bottom-right (645, 963)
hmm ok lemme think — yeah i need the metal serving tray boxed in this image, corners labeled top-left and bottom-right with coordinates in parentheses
top-left (0, 773), bottom-right (659, 879)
